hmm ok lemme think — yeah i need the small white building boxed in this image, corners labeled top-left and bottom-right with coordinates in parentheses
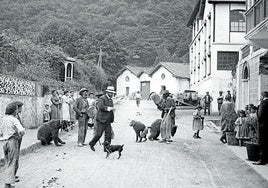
top-left (187, 0), bottom-right (246, 111)
top-left (116, 62), bottom-right (190, 99)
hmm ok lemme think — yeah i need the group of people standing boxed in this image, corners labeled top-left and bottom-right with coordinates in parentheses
top-left (72, 86), bottom-right (116, 152)
top-left (48, 90), bottom-right (76, 124)
top-left (220, 91), bottom-right (268, 165)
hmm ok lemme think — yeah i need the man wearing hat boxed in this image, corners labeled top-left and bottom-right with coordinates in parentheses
top-left (0, 103), bottom-right (25, 188)
top-left (89, 86), bottom-right (116, 151)
top-left (73, 88), bottom-right (89, 147)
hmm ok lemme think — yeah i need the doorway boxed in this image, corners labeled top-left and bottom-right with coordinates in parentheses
top-left (126, 87), bottom-right (129, 96)
top-left (140, 81), bottom-right (150, 100)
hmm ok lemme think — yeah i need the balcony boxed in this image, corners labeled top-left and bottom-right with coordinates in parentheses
top-left (245, 0), bottom-right (268, 48)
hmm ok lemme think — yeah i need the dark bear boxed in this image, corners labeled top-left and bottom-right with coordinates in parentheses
top-left (129, 120), bottom-right (147, 142)
top-left (37, 120), bottom-right (68, 146)
top-left (148, 119), bottom-right (162, 141)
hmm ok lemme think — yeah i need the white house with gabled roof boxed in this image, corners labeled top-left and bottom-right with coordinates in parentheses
top-left (116, 62), bottom-right (190, 100)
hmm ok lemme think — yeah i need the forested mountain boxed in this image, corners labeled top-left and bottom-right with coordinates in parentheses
top-left (0, 0), bottom-right (196, 86)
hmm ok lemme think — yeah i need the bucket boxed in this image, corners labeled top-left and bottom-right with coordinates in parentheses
top-left (246, 142), bottom-right (260, 161)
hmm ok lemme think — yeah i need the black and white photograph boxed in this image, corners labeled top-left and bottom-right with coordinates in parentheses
top-left (0, 0), bottom-right (268, 187)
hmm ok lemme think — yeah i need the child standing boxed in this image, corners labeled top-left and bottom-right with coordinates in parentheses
top-left (0, 103), bottom-right (25, 188)
top-left (193, 106), bottom-right (204, 139)
top-left (43, 104), bottom-right (51, 123)
top-left (235, 110), bottom-right (249, 146)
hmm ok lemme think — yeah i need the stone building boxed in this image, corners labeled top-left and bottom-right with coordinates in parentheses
top-left (236, 0), bottom-right (268, 109)
top-left (187, 0), bottom-right (246, 111)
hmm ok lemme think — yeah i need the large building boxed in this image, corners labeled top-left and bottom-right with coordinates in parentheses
top-left (187, 0), bottom-right (246, 111)
top-left (116, 62), bottom-right (190, 99)
top-left (236, 0), bottom-right (268, 109)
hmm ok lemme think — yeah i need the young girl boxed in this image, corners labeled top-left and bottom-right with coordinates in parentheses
top-left (235, 110), bottom-right (249, 146)
top-left (193, 106), bottom-right (204, 139)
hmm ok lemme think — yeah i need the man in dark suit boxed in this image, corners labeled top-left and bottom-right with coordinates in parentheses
top-left (254, 91), bottom-right (268, 165)
top-left (73, 88), bottom-right (89, 147)
top-left (89, 86), bottom-right (116, 151)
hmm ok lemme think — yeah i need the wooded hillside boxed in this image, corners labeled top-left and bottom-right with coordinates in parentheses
top-left (0, 0), bottom-right (196, 86)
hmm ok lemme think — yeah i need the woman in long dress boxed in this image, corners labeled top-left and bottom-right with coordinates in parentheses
top-left (61, 91), bottom-right (70, 122)
top-left (50, 90), bottom-right (61, 120)
top-left (219, 99), bottom-right (238, 143)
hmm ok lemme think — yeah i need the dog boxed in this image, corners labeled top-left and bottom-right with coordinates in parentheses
top-left (103, 141), bottom-right (124, 159)
top-left (37, 120), bottom-right (68, 146)
top-left (129, 120), bottom-right (147, 142)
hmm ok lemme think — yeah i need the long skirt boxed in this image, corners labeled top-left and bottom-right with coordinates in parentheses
top-left (160, 113), bottom-right (172, 140)
top-left (3, 138), bottom-right (19, 184)
top-left (192, 118), bottom-right (203, 131)
top-left (61, 103), bottom-right (70, 121)
top-left (51, 104), bottom-right (60, 120)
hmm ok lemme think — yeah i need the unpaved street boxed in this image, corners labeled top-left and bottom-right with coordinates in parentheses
top-left (1, 100), bottom-right (268, 188)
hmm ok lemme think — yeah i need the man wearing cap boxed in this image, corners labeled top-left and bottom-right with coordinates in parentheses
top-left (8, 101), bottom-right (24, 182)
top-left (73, 88), bottom-right (89, 147)
top-left (0, 103), bottom-right (25, 188)
top-left (89, 86), bottom-right (116, 151)
top-left (202, 92), bottom-right (213, 116)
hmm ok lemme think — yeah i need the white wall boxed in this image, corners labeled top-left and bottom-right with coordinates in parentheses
top-left (150, 66), bottom-right (190, 95)
top-left (116, 70), bottom-right (140, 96)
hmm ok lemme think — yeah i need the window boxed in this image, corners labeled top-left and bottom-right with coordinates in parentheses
top-left (217, 51), bottom-right (239, 70)
top-left (125, 76), bottom-right (130, 82)
top-left (230, 10), bottom-right (246, 32)
top-left (161, 73), bottom-right (165, 79)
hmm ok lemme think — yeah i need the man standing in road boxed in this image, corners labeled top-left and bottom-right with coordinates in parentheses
top-left (73, 88), bottom-right (89, 147)
top-left (203, 92), bottom-right (213, 116)
top-left (217, 91), bottom-right (224, 115)
top-left (254, 91), bottom-right (268, 165)
top-left (89, 86), bottom-right (116, 151)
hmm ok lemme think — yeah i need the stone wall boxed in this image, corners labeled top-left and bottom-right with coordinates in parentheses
top-left (0, 74), bottom-right (51, 128)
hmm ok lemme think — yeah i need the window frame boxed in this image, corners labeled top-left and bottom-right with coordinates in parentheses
top-left (230, 9), bottom-right (246, 32)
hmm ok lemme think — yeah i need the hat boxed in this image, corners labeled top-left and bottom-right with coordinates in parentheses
top-left (163, 90), bottom-right (170, 95)
top-left (5, 103), bottom-right (18, 115)
top-left (105, 86), bottom-right (116, 94)
top-left (79, 88), bottom-right (89, 95)
top-left (9, 101), bottom-right (24, 107)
